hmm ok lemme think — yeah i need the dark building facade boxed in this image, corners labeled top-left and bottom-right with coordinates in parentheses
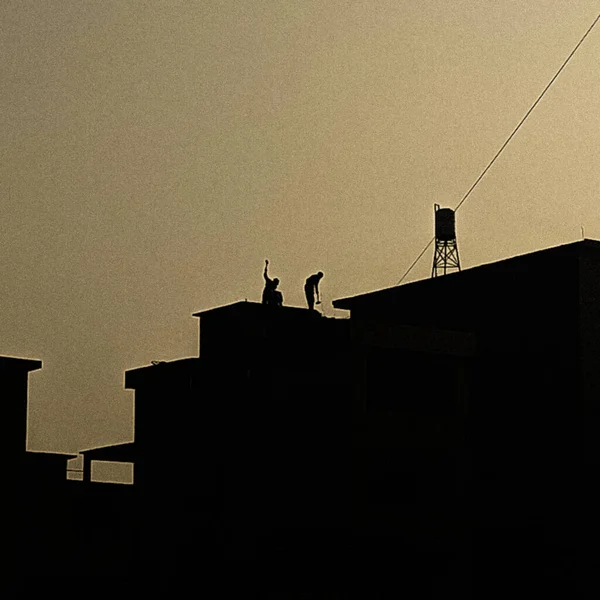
top-left (334, 238), bottom-right (600, 596)
top-left (3, 355), bottom-right (42, 585)
top-left (2, 355), bottom-right (42, 477)
top-left (121, 301), bottom-right (475, 593)
top-left (1, 356), bottom-right (77, 588)
top-left (4, 354), bottom-right (135, 591)
top-left (17, 239), bottom-right (600, 596)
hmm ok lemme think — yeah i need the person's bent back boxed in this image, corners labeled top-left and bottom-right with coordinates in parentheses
top-left (304, 271), bottom-right (323, 310)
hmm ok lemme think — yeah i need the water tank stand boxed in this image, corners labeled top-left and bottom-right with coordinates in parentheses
top-left (432, 238), bottom-right (461, 277)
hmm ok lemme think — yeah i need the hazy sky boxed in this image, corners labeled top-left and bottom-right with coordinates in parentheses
top-left (3, 1), bottom-right (599, 452)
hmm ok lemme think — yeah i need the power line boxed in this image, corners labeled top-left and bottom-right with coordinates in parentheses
top-left (397, 10), bottom-right (600, 285)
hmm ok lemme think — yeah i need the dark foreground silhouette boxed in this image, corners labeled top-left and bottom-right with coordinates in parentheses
top-left (10, 239), bottom-right (600, 597)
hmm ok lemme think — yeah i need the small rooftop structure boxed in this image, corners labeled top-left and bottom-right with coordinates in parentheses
top-left (0, 355), bottom-right (42, 374)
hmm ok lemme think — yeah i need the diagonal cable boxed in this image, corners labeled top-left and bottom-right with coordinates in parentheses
top-left (397, 11), bottom-right (600, 285)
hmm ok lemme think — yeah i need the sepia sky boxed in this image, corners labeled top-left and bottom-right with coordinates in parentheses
top-left (3, 1), bottom-right (600, 452)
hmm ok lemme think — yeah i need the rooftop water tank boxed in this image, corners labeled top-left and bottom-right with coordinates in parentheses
top-left (435, 207), bottom-right (456, 241)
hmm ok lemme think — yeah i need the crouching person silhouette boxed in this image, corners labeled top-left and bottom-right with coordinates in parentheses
top-left (262, 259), bottom-right (283, 307)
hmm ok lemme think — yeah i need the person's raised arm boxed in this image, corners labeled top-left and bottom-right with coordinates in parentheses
top-left (264, 259), bottom-right (270, 282)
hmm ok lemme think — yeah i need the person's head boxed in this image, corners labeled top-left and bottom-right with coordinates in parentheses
top-left (273, 278), bottom-right (279, 288)
top-left (317, 271), bottom-right (323, 279)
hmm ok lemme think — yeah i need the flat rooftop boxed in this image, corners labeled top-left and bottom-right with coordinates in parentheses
top-left (334, 238), bottom-right (600, 310)
top-left (193, 300), bottom-right (329, 320)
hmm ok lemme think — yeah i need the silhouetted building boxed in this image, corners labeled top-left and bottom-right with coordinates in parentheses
top-left (1, 356), bottom-right (77, 588)
top-left (121, 301), bottom-right (475, 592)
top-left (334, 238), bottom-right (600, 596)
top-left (3, 355), bottom-right (41, 585)
top-left (19, 239), bottom-right (600, 596)
top-left (2, 355), bottom-right (41, 469)
top-left (7, 354), bottom-right (135, 589)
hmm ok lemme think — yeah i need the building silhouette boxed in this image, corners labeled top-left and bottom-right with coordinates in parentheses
top-left (11, 239), bottom-right (600, 596)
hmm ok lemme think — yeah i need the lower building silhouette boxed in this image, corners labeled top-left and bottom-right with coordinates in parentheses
top-left (11, 239), bottom-right (600, 596)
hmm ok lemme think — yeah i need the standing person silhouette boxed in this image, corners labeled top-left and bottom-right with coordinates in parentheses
top-left (304, 271), bottom-right (323, 311)
top-left (262, 260), bottom-right (283, 306)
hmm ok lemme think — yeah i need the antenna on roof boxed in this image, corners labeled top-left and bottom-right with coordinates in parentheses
top-left (432, 204), bottom-right (461, 277)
